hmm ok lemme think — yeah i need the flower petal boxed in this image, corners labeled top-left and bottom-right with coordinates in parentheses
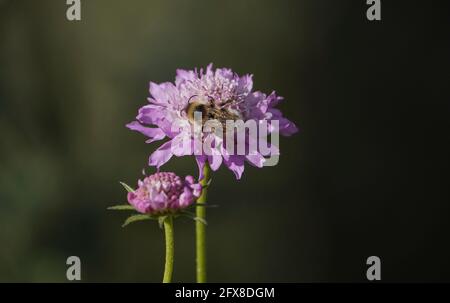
top-left (237, 74), bottom-right (253, 95)
top-left (246, 152), bottom-right (265, 168)
top-left (278, 116), bottom-right (299, 136)
top-left (149, 82), bottom-right (177, 105)
top-left (224, 156), bottom-right (245, 179)
top-left (208, 153), bottom-right (223, 171)
top-left (185, 175), bottom-right (195, 185)
top-left (126, 121), bottom-right (166, 143)
top-left (175, 69), bottom-right (196, 86)
top-left (195, 155), bottom-right (207, 181)
top-left (171, 133), bottom-right (193, 156)
top-left (148, 141), bottom-right (173, 168)
top-left (179, 187), bottom-right (193, 207)
top-left (190, 183), bottom-right (202, 197)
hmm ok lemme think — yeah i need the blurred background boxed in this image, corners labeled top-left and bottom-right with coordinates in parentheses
top-left (0, 0), bottom-right (449, 282)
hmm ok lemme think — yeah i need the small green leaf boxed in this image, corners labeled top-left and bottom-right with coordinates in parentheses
top-left (122, 214), bottom-right (153, 227)
top-left (181, 211), bottom-right (207, 225)
top-left (107, 205), bottom-right (135, 211)
top-left (204, 178), bottom-right (212, 188)
top-left (120, 181), bottom-right (135, 193)
top-left (158, 216), bottom-right (167, 229)
top-left (192, 216), bottom-right (207, 225)
top-left (190, 203), bottom-right (218, 208)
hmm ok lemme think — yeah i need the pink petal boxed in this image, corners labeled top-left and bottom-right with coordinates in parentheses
top-left (195, 155), bottom-right (207, 181)
top-left (224, 156), bottom-right (245, 179)
top-left (208, 153), bottom-right (223, 171)
top-left (126, 121), bottom-right (166, 143)
top-left (179, 187), bottom-right (193, 207)
top-left (149, 141), bottom-right (174, 168)
top-left (245, 152), bottom-right (265, 168)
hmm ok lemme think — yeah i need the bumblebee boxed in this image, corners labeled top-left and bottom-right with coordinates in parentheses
top-left (186, 96), bottom-right (241, 127)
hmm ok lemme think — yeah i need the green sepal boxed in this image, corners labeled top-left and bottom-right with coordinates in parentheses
top-left (119, 181), bottom-right (135, 193)
top-left (122, 214), bottom-right (154, 227)
top-left (107, 204), bottom-right (135, 211)
top-left (158, 216), bottom-right (168, 229)
top-left (202, 178), bottom-right (212, 189)
top-left (181, 210), bottom-right (207, 225)
top-left (189, 203), bottom-right (218, 208)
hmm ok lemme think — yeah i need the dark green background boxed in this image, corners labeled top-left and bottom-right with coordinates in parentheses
top-left (0, 0), bottom-right (449, 282)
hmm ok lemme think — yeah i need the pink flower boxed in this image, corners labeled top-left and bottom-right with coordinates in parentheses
top-left (127, 64), bottom-right (298, 179)
top-left (127, 172), bottom-right (202, 215)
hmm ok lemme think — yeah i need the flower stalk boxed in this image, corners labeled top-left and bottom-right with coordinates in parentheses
top-left (163, 216), bottom-right (174, 283)
top-left (196, 162), bottom-right (211, 283)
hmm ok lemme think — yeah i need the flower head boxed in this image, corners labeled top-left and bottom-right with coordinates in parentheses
top-left (127, 172), bottom-right (202, 215)
top-left (127, 64), bottom-right (298, 179)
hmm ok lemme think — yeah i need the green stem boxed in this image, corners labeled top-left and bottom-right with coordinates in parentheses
top-left (163, 216), bottom-right (174, 283)
top-left (196, 162), bottom-right (211, 283)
